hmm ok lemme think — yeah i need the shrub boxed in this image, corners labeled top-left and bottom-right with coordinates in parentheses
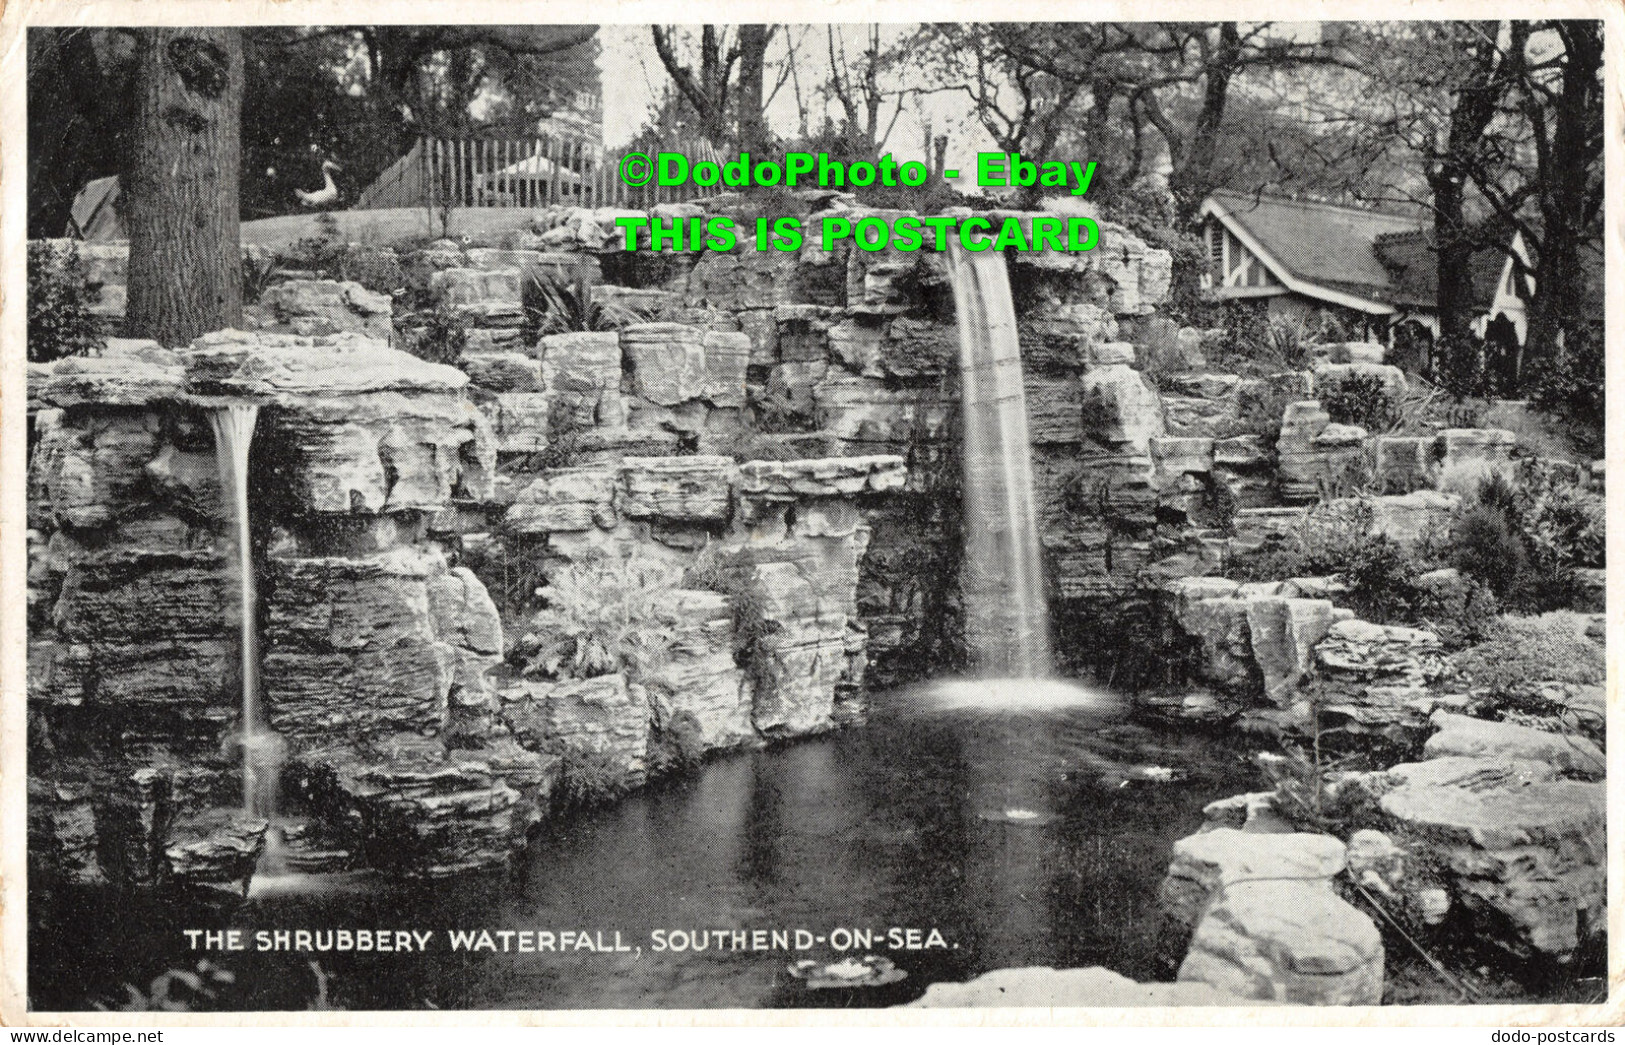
top-left (1454, 612), bottom-right (1604, 696)
top-left (1451, 466), bottom-right (1601, 613)
top-left (1411, 573), bottom-right (1503, 650)
top-left (553, 749), bottom-right (635, 810)
top-left (342, 250), bottom-right (406, 297)
top-left (521, 549), bottom-right (683, 684)
top-left (1451, 502), bottom-right (1530, 602)
top-left (402, 304), bottom-right (467, 365)
top-left (1434, 333), bottom-right (1486, 399)
top-left (522, 274), bottom-right (644, 339)
top-left (1528, 324), bottom-right (1604, 452)
top-left (28, 242), bottom-right (103, 362)
top-left (1340, 537), bottom-right (1421, 624)
top-left (1321, 373), bottom-right (1399, 432)
top-left (1519, 462), bottom-right (1604, 570)
top-left (1265, 320), bottom-right (1312, 370)
top-left (283, 211), bottom-right (346, 276)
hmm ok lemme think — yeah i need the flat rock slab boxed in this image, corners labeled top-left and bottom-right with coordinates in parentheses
top-left (1424, 711), bottom-right (1604, 779)
top-left (908, 965), bottom-right (1259, 1007)
top-left (1160, 828), bottom-right (1347, 931)
top-left (1380, 778), bottom-right (1605, 958)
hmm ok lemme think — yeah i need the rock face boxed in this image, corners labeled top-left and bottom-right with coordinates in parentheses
top-left (245, 280), bottom-right (393, 341)
top-left (1379, 771), bottom-right (1605, 959)
top-left (502, 674), bottom-right (652, 782)
top-left (1313, 619), bottom-right (1450, 742)
top-left (1422, 711), bottom-right (1604, 779)
top-left (1177, 881), bottom-right (1384, 1005)
top-left (909, 966), bottom-right (1259, 1007)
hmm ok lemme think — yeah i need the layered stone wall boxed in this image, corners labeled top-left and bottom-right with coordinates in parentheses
top-left (27, 328), bottom-right (909, 884)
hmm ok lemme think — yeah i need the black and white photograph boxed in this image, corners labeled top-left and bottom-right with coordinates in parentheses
top-left (7, 8), bottom-right (1617, 1021)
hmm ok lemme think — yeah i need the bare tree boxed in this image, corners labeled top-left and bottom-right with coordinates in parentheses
top-left (823, 26), bottom-right (910, 151)
top-left (650, 24), bottom-right (777, 147)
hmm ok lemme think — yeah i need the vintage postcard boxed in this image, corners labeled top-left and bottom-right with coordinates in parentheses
top-left (2, 0), bottom-right (1619, 1027)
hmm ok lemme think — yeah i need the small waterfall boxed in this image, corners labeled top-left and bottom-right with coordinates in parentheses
top-left (949, 246), bottom-right (1052, 678)
top-left (209, 404), bottom-right (282, 819)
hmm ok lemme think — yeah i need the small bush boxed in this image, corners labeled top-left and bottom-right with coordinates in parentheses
top-left (1528, 324), bottom-right (1604, 453)
top-left (521, 549), bottom-right (683, 684)
top-left (522, 274), bottom-right (643, 339)
top-left (402, 305), bottom-right (468, 365)
top-left (1453, 612), bottom-right (1604, 696)
top-left (1266, 320), bottom-right (1312, 370)
top-left (1321, 373), bottom-right (1399, 432)
top-left (1435, 333), bottom-right (1487, 399)
top-left (283, 211), bottom-right (346, 276)
top-left (553, 749), bottom-right (634, 810)
top-left (342, 250), bottom-right (406, 297)
top-left (1412, 573), bottom-right (1503, 650)
top-left (1451, 503), bottom-right (1530, 602)
top-left (1451, 466), bottom-right (1602, 613)
top-left (1340, 537), bottom-right (1421, 624)
top-left (28, 242), bottom-right (103, 362)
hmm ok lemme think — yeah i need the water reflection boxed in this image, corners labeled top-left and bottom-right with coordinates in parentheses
top-left (30, 680), bottom-right (1258, 1010)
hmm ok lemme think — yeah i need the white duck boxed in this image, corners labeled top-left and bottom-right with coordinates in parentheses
top-left (295, 159), bottom-right (342, 208)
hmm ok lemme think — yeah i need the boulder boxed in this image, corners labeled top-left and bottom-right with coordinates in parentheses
top-left (313, 741), bottom-right (541, 877)
top-left (247, 279), bottom-right (392, 340)
top-left (1081, 362), bottom-right (1165, 451)
top-left (163, 810), bottom-right (268, 890)
top-left (34, 340), bottom-right (184, 408)
top-left (537, 331), bottom-right (622, 426)
top-left (505, 467), bottom-right (618, 534)
top-left (1245, 597), bottom-right (1338, 705)
top-left (622, 323), bottom-right (707, 406)
top-left (701, 330), bottom-right (751, 408)
top-left (1159, 828), bottom-right (1347, 932)
top-left (459, 351), bottom-right (542, 393)
top-left (1423, 711), bottom-right (1604, 779)
top-left (652, 590), bottom-right (756, 753)
top-left (742, 561), bottom-right (847, 737)
top-left (261, 550), bottom-right (458, 739)
top-left (1177, 880), bottom-right (1384, 1005)
top-left (1379, 776), bottom-right (1605, 958)
top-left (1313, 619), bottom-right (1449, 740)
top-left (736, 456), bottom-right (907, 500)
top-left (500, 673), bottom-right (652, 783)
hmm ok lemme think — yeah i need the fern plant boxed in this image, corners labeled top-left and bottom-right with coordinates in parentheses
top-left (522, 550), bottom-right (685, 684)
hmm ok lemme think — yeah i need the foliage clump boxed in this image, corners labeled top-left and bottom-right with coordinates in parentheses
top-left (520, 549), bottom-right (684, 684)
top-left (1321, 372), bottom-right (1399, 433)
top-left (28, 241), bottom-right (103, 362)
top-left (1450, 465), bottom-right (1602, 613)
top-left (1453, 612), bottom-right (1603, 697)
top-left (401, 304), bottom-right (468, 365)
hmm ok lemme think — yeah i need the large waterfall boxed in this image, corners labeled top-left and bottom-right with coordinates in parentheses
top-left (210, 404), bottom-right (281, 818)
top-left (949, 246), bottom-right (1052, 678)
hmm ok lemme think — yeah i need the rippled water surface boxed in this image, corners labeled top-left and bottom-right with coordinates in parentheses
top-left (32, 679), bottom-right (1261, 1010)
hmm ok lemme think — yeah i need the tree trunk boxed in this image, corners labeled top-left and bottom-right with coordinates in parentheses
top-left (1518, 21), bottom-right (1603, 386)
top-left (735, 25), bottom-right (772, 152)
top-left (124, 27), bottom-right (244, 346)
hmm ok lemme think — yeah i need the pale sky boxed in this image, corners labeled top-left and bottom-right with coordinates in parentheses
top-left (596, 23), bottom-right (1325, 176)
